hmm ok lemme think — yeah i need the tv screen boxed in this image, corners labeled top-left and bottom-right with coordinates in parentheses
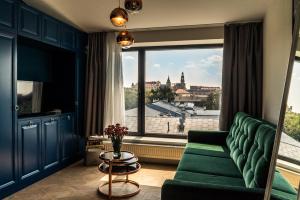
top-left (17, 81), bottom-right (43, 116)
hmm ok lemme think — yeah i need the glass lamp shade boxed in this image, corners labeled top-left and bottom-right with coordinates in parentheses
top-left (125, 0), bottom-right (142, 13)
top-left (117, 31), bottom-right (134, 49)
top-left (110, 7), bottom-right (128, 27)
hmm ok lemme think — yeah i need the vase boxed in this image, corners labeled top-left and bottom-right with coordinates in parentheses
top-left (112, 138), bottom-right (122, 158)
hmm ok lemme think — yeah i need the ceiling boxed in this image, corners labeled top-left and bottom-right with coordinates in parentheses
top-left (23, 0), bottom-right (270, 33)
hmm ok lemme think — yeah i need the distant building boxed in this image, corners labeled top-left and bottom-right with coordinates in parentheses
top-left (166, 76), bottom-right (171, 88)
top-left (145, 81), bottom-right (161, 90)
top-left (175, 89), bottom-right (189, 96)
top-left (173, 72), bottom-right (186, 90)
top-left (189, 86), bottom-right (221, 95)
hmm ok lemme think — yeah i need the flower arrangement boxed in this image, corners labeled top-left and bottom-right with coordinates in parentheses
top-left (104, 124), bottom-right (128, 158)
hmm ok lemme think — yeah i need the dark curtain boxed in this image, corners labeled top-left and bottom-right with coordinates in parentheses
top-left (84, 32), bottom-right (107, 137)
top-left (219, 23), bottom-right (263, 131)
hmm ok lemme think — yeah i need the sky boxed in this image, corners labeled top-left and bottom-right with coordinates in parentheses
top-left (122, 48), bottom-right (223, 88)
top-left (122, 49), bottom-right (300, 113)
top-left (287, 61), bottom-right (300, 113)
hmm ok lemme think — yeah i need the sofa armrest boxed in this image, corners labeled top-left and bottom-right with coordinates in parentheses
top-left (161, 179), bottom-right (265, 200)
top-left (188, 130), bottom-right (229, 145)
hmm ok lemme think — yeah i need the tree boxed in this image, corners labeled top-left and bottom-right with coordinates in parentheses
top-left (205, 92), bottom-right (220, 110)
top-left (124, 88), bottom-right (138, 110)
top-left (147, 87), bottom-right (175, 103)
top-left (284, 110), bottom-right (300, 142)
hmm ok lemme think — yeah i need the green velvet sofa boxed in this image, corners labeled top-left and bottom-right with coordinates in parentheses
top-left (162, 112), bottom-right (298, 200)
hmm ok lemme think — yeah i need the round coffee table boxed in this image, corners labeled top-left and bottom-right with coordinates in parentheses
top-left (98, 151), bottom-right (141, 199)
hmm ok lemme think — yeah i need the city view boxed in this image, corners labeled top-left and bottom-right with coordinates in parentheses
top-left (123, 48), bottom-right (223, 135)
top-left (280, 60), bottom-right (300, 164)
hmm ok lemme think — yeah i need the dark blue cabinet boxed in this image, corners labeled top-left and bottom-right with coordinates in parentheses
top-left (60, 114), bottom-right (75, 163)
top-left (75, 53), bottom-right (86, 156)
top-left (42, 117), bottom-right (60, 171)
top-left (17, 119), bottom-right (42, 183)
top-left (0, 0), bottom-right (17, 33)
top-left (0, 32), bottom-right (17, 196)
top-left (42, 15), bottom-right (60, 46)
top-left (76, 32), bottom-right (87, 52)
top-left (61, 25), bottom-right (76, 50)
top-left (18, 3), bottom-right (41, 40)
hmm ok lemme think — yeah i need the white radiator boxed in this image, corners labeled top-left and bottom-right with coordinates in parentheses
top-left (104, 142), bottom-right (185, 161)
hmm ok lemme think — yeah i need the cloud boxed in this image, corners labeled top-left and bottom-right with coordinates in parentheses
top-left (207, 55), bottom-right (223, 62)
top-left (184, 61), bottom-right (197, 68)
top-left (124, 55), bottom-right (135, 60)
top-left (153, 64), bottom-right (161, 68)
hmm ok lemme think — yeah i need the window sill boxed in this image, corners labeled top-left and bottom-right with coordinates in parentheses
top-left (277, 159), bottom-right (300, 174)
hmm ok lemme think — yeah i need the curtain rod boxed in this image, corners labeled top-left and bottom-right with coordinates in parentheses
top-left (225, 19), bottom-right (263, 25)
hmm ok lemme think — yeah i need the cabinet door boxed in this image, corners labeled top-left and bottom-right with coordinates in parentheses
top-left (76, 32), bottom-right (87, 52)
top-left (42, 15), bottom-right (60, 46)
top-left (42, 117), bottom-right (60, 170)
top-left (0, 0), bottom-right (16, 33)
top-left (18, 3), bottom-right (41, 40)
top-left (75, 53), bottom-right (86, 156)
top-left (60, 114), bottom-right (75, 163)
top-left (18, 119), bottom-right (42, 183)
top-left (0, 32), bottom-right (17, 195)
top-left (61, 25), bottom-right (76, 50)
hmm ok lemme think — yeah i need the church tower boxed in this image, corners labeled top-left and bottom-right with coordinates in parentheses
top-left (166, 76), bottom-right (171, 88)
top-left (180, 72), bottom-right (186, 89)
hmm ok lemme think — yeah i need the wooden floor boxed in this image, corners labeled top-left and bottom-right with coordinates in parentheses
top-left (5, 161), bottom-right (177, 200)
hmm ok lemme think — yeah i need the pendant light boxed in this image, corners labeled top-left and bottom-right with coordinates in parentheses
top-left (117, 30), bottom-right (134, 49)
top-left (110, 0), bottom-right (128, 27)
top-left (125, 0), bottom-right (143, 14)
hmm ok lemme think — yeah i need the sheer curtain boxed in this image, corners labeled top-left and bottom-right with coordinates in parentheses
top-left (103, 32), bottom-right (125, 128)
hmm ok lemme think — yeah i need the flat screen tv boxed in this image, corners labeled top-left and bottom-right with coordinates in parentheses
top-left (17, 80), bottom-right (43, 116)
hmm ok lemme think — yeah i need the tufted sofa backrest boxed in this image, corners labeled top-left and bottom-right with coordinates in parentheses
top-left (242, 124), bottom-right (275, 188)
top-left (228, 117), bottom-right (262, 173)
top-left (226, 112), bottom-right (250, 148)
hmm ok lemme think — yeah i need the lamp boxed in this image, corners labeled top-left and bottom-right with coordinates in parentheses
top-left (117, 30), bottom-right (134, 49)
top-left (125, 0), bottom-right (142, 14)
top-left (110, 0), bottom-right (128, 27)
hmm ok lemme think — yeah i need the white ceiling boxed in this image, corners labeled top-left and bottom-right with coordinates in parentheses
top-left (23, 0), bottom-right (270, 33)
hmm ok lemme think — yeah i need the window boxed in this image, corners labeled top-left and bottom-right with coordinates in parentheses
top-left (122, 45), bottom-right (223, 137)
top-left (279, 59), bottom-right (300, 165)
top-left (122, 51), bottom-right (138, 133)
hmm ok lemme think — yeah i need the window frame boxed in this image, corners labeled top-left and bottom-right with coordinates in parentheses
top-left (277, 56), bottom-right (300, 166)
top-left (123, 44), bottom-right (224, 138)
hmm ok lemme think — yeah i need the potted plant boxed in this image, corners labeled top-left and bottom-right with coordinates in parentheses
top-left (104, 123), bottom-right (128, 158)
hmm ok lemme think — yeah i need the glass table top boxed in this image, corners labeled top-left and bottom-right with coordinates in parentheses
top-left (99, 151), bottom-right (135, 162)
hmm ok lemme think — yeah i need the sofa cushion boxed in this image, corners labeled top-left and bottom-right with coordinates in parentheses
top-left (272, 171), bottom-right (297, 195)
top-left (227, 117), bottom-right (262, 173)
top-left (242, 124), bottom-right (275, 188)
top-left (174, 171), bottom-right (245, 187)
top-left (177, 153), bottom-right (242, 178)
top-left (271, 190), bottom-right (298, 200)
top-left (184, 143), bottom-right (230, 158)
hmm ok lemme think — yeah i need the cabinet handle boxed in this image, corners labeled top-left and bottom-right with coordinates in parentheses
top-left (24, 121), bottom-right (37, 129)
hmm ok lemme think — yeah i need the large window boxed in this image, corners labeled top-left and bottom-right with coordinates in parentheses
top-left (279, 59), bottom-right (300, 165)
top-left (122, 45), bottom-right (223, 137)
top-left (122, 51), bottom-right (138, 133)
